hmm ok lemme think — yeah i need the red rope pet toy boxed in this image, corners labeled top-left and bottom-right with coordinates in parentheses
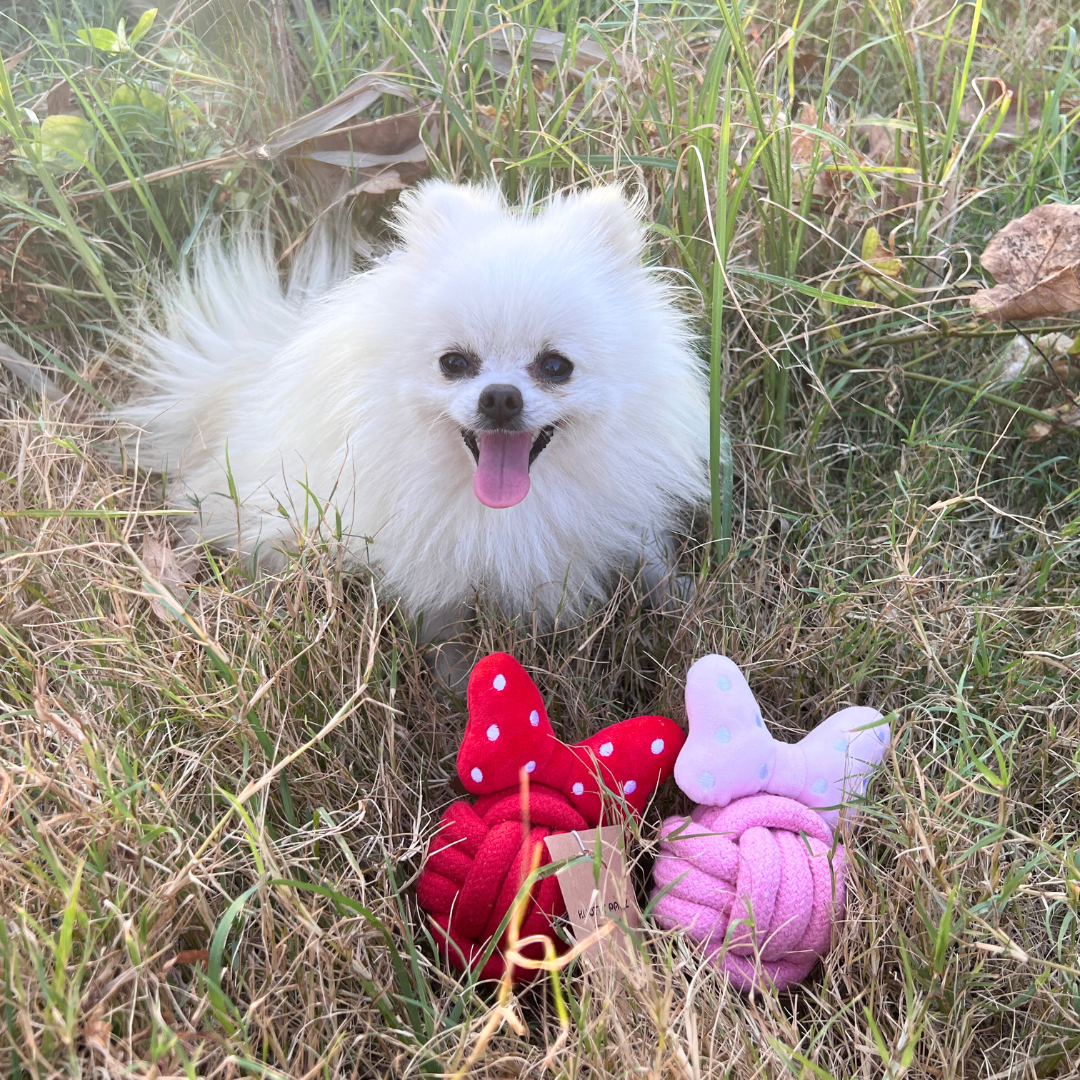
top-left (416, 653), bottom-right (684, 982)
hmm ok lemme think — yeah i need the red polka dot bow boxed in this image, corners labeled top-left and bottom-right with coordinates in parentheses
top-left (417, 653), bottom-right (684, 981)
top-left (457, 653), bottom-right (684, 822)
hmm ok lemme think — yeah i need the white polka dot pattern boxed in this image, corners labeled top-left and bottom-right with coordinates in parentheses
top-left (493, 673), bottom-right (506, 691)
top-left (471, 767), bottom-right (483, 783)
top-left (486, 724), bottom-right (499, 741)
top-left (599, 742), bottom-right (613, 757)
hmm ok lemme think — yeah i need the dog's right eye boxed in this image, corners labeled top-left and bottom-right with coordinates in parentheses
top-left (439, 352), bottom-right (477, 379)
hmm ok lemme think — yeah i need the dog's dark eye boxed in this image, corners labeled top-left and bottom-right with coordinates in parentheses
top-left (439, 352), bottom-right (476, 379)
top-left (535, 351), bottom-right (574, 384)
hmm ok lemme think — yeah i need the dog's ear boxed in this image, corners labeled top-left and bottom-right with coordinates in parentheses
top-left (545, 186), bottom-right (644, 263)
top-left (391, 182), bottom-right (504, 254)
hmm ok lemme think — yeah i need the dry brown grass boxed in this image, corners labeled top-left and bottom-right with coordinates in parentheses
top-left (4, 367), bottom-right (1080, 1077)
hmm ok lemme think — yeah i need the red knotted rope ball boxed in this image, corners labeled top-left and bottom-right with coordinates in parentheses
top-left (417, 786), bottom-right (587, 981)
top-left (416, 653), bottom-right (684, 983)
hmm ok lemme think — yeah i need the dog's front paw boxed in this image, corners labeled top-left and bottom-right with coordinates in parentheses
top-left (639, 534), bottom-right (696, 611)
top-left (667, 571), bottom-right (697, 606)
top-left (424, 639), bottom-right (476, 698)
top-left (643, 567), bottom-right (696, 611)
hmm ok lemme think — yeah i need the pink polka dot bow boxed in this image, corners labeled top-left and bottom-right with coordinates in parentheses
top-left (673, 655), bottom-right (890, 828)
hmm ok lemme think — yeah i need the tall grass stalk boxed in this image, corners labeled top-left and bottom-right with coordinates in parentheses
top-left (710, 67), bottom-right (735, 561)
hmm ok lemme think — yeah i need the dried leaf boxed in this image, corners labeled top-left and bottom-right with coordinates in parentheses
top-left (81, 1008), bottom-right (112, 1055)
top-left (791, 104), bottom-right (832, 164)
top-left (287, 108), bottom-right (436, 204)
top-left (792, 49), bottom-right (824, 79)
top-left (3, 46), bottom-right (32, 73)
top-left (970, 204), bottom-right (1080, 323)
top-left (476, 104), bottom-right (509, 134)
top-left (257, 62), bottom-right (414, 157)
top-left (301, 141), bottom-right (428, 169)
top-left (489, 25), bottom-right (640, 84)
top-left (791, 103), bottom-right (839, 201)
top-left (0, 224), bottom-right (47, 321)
top-left (141, 535), bottom-right (194, 623)
top-left (353, 169), bottom-right (407, 195)
top-left (1027, 400), bottom-right (1080, 442)
top-left (162, 947), bottom-right (209, 974)
top-left (960, 83), bottom-right (1041, 139)
top-left (855, 115), bottom-right (907, 166)
top-left (45, 79), bottom-right (79, 117)
top-left (257, 64), bottom-right (437, 205)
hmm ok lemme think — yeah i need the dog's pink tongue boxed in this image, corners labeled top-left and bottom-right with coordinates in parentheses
top-left (474, 431), bottom-right (533, 508)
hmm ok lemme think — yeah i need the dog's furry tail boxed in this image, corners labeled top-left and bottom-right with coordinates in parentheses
top-left (116, 214), bottom-right (358, 472)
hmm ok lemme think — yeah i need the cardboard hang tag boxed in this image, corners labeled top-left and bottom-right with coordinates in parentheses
top-left (543, 824), bottom-right (641, 966)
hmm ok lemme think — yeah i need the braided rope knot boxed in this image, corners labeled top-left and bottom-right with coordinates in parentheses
top-left (416, 786), bottom-right (589, 981)
top-left (650, 794), bottom-right (845, 992)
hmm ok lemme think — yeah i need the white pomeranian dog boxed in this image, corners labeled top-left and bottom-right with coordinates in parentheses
top-left (120, 183), bottom-right (709, 636)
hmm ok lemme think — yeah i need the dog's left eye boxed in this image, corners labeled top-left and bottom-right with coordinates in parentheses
top-left (535, 352), bottom-right (574, 383)
top-left (440, 352), bottom-right (477, 379)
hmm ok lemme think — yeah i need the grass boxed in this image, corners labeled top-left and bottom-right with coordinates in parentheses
top-left (2, 0), bottom-right (1080, 1076)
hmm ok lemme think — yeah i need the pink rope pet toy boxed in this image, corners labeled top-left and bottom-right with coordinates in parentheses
top-left (651, 655), bottom-right (890, 992)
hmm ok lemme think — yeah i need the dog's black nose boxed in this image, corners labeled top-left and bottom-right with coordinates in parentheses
top-left (477, 383), bottom-right (523, 427)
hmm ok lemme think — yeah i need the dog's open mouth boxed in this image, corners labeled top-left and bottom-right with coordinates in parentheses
top-left (461, 425), bottom-right (555, 509)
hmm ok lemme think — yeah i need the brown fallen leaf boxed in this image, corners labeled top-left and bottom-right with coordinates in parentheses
top-left (792, 48), bottom-right (824, 80)
top-left (791, 103), bottom-right (841, 201)
top-left (0, 223), bottom-right (48, 325)
top-left (353, 169), bottom-right (408, 196)
top-left (476, 104), bottom-right (510, 135)
top-left (80, 1006), bottom-right (113, 1057)
top-left (161, 948), bottom-right (210, 974)
top-left (256, 62), bottom-right (437, 204)
top-left (296, 112), bottom-right (431, 169)
top-left (1027, 400), bottom-right (1080, 442)
top-left (960, 81), bottom-right (1041, 139)
top-left (3, 46), bottom-right (32, 73)
top-left (855, 114), bottom-right (908, 167)
top-left (290, 109), bottom-right (436, 204)
top-left (970, 203), bottom-right (1080, 323)
top-left (256, 62), bottom-right (414, 157)
top-left (489, 25), bottom-right (641, 85)
top-left (45, 79), bottom-right (80, 117)
top-left (141, 535), bottom-right (195, 623)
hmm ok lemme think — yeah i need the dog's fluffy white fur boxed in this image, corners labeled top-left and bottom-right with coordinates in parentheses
top-left (120, 183), bottom-right (709, 631)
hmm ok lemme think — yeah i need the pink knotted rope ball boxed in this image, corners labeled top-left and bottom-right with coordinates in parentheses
top-left (651, 794), bottom-right (844, 992)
